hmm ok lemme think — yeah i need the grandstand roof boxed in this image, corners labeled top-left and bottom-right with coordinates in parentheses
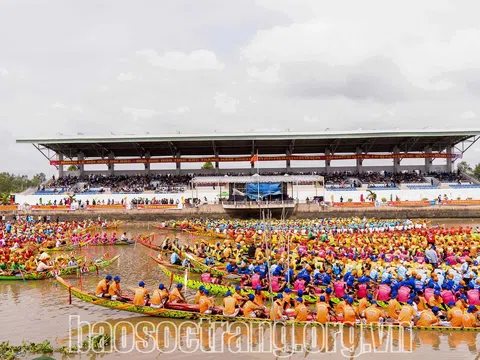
top-left (16, 129), bottom-right (480, 158)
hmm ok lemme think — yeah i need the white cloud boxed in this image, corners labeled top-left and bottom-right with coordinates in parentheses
top-left (99, 85), bottom-right (109, 92)
top-left (169, 106), bottom-right (190, 114)
top-left (51, 102), bottom-right (67, 109)
top-left (247, 64), bottom-right (280, 83)
top-left (0, 68), bottom-right (8, 77)
top-left (136, 49), bottom-right (225, 71)
top-left (117, 72), bottom-right (142, 81)
top-left (461, 111), bottom-right (476, 119)
top-left (122, 107), bottom-right (159, 120)
top-left (72, 105), bottom-right (84, 113)
top-left (213, 93), bottom-right (239, 113)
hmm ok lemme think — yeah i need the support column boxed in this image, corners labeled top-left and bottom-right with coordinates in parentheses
top-left (175, 152), bottom-right (181, 175)
top-left (77, 152), bottom-right (85, 177)
top-left (251, 150), bottom-right (255, 174)
top-left (424, 146), bottom-right (432, 173)
top-left (214, 150), bottom-right (220, 174)
top-left (393, 146), bottom-right (400, 173)
top-left (446, 145), bottom-right (453, 173)
top-left (356, 148), bottom-right (363, 173)
top-left (286, 150), bottom-right (291, 173)
top-left (58, 153), bottom-right (64, 179)
top-left (144, 152), bottom-right (151, 176)
top-left (325, 149), bottom-right (331, 174)
top-left (108, 152), bottom-right (115, 176)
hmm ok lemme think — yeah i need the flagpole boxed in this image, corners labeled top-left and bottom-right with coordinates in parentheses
top-left (256, 150), bottom-right (259, 201)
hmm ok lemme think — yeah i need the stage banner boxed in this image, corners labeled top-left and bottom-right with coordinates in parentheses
top-left (136, 204), bottom-right (180, 210)
top-left (387, 201), bottom-right (431, 207)
top-left (86, 204), bottom-right (126, 210)
top-left (332, 202), bottom-right (374, 207)
top-left (0, 205), bottom-right (18, 211)
top-left (30, 205), bottom-right (72, 211)
top-left (441, 200), bottom-right (480, 206)
top-left (50, 152), bottom-right (461, 166)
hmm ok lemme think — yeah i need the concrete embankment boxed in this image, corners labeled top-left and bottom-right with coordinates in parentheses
top-left (3, 203), bottom-right (480, 221)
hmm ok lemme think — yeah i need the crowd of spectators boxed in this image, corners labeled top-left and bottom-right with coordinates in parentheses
top-left (428, 171), bottom-right (466, 183)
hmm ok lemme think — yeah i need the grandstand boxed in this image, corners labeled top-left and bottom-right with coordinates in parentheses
top-left (15, 129), bottom-right (480, 206)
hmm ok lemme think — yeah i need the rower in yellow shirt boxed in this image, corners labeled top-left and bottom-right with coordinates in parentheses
top-left (387, 296), bottom-right (401, 320)
top-left (363, 301), bottom-right (384, 324)
top-left (243, 294), bottom-right (265, 318)
top-left (416, 307), bottom-right (440, 327)
top-left (133, 281), bottom-right (149, 306)
top-left (343, 298), bottom-right (357, 325)
top-left (169, 283), bottom-right (186, 303)
top-left (223, 290), bottom-right (239, 317)
top-left (398, 300), bottom-right (416, 326)
top-left (150, 284), bottom-right (169, 308)
top-left (294, 297), bottom-right (309, 322)
top-left (233, 286), bottom-right (248, 307)
top-left (95, 275), bottom-right (112, 297)
top-left (462, 306), bottom-right (478, 328)
top-left (428, 290), bottom-right (443, 309)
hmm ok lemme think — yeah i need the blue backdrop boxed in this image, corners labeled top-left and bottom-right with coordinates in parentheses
top-left (246, 183), bottom-right (282, 199)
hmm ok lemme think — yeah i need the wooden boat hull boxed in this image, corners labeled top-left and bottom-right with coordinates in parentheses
top-left (0, 255), bottom-right (120, 281)
top-left (55, 276), bottom-right (479, 332)
top-left (148, 255), bottom-right (204, 274)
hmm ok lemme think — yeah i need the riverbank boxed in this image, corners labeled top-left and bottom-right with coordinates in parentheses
top-left (3, 203), bottom-right (480, 220)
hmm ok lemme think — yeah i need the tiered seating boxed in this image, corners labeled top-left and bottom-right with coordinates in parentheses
top-left (449, 184), bottom-right (480, 189)
top-left (407, 185), bottom-right (439, 190)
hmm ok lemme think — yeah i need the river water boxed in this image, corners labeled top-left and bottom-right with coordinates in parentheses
top-left (1, 220), bottom-right (480, 359)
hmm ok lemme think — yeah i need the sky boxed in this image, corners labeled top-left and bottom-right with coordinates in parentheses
top-left (1, 0), bottom-right (480, 176)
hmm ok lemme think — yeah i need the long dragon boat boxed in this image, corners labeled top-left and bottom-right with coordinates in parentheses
top-left (0, 255), bottom-right (120, 281)
top-left (55, 276), bottom-right (479, 332)
top-left (41, 239), bottom-right (93, 252)
top-left (148, 255), bottom-right (203, 274)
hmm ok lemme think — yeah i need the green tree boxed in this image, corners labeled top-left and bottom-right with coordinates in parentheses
top-left (473, 163), bottom-right (480, 180)
top-left (0, 172), bottom-right (46, 195)
top-left (366, 189), bottom-right (377, 202)
top-left (202, 161), bottom-right (214, 169)
top-left (457, 161), bottom-right (471, 174)
top-left (68, 165), bottom-right (79, 171)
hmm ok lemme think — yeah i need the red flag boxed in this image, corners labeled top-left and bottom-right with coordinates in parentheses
top-left (250, 153), bottom-right (259, 164)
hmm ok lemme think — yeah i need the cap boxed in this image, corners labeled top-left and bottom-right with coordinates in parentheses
top-left (468, 305), bottom-right (477, 313)
top-left (431, 306), bottom-right (439, 314)
top-left (277, 294), bottom-right (283, 299)
top-left (255, 286), bottom-right (262, 290)
top-left (139, 281), bottom-right (145, 287)
top-left (159, 284), bottom-right (165, 289)
top-left (347, 297), bottom-right (353, 304)
top-left (177, 283), bottom-right (183, 288)
top-left (367, 294), bottom-right (373, 300)
top-left (248, 294), bottom-right (255, 301)
top-left (447, 301), bottom-right (455, 307)
top-left (326, 288), bottom-right (332, 294)
top-left (106, 275), bottom-right (113, 280)
top-left (296, 297), bottom-right (303, 302)
top-left (225, 290), bottom-right (232, 296)
top-left (284, 288), bottom-right (292, 293)
top-left (320, 296), bottom-right (326, 302)
top-left (235, 285), bottom-right (241, 291)
top-left (204, 289), bottom-right (210, 294)
top-left (113, 276), bottom-right (120, 281)
top-left (297, 290), bottom-right (303, 296)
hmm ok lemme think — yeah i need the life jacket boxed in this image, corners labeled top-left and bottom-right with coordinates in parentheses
top-left (357, 284), bottom-right (367, 299)
top-left (314, 287), bottom-right (323, 295)
top-left (397, 286), bottom-right (411, 303)
top-left (446, 256), bottom-right (457, 265)
top-left (384, 254), bottom-right (393, 262)
top-left (441, 290), bottom-right (455, 305)
top-left (416, 257), bottom-right (425, 264)
top-left (270, 276), bottom-right (280, 292)
top-left (334, 281), bottom-right (345, 298)
top-left (424, 288), bottom-right (434, 302)
top-left (201, 273), bottom-right (211, 283)
top-left (251, 274), bottom-right (261, 289)
top-left (467, 289), bottom-right (480, 305)
top-left (377, 284), bottom-right (391, 301)
top-left (415, 280), bottom-right (424, 292)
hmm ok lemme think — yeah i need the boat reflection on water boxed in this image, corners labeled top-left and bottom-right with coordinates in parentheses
top-left (66, 316), bottom-right (479, 357)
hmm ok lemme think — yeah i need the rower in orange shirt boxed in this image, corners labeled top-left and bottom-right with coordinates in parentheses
top-left (133, 281), bottom-right (149, 306)
top-left (169, 283), bottom-right (186, 303)
top-left (95, 275), bottom-right (112, 297)
top-left (199, 289), bottom-right (213, 314)
top-left (243, 294), bottom-right (265, 318)
top-left (343, 298), bottom-right (357, 325)
top-left (416, 307), bottom-right (440, 327)
top-left (387, 295), bottom-right (401, 320)
top-left (150, 284), bottom-right (169, 308)
top-left (398, 300), bottom-right (416, 326)
top-left (462, 306), bottom-right (478, 328)
top-left (316, 296), bottom-right (330, 324)
top-left (356, 294), bottom-right (371, 317)
top-left (223, 291), bottom-right (239, 317)
top-left (195, 286), bottom-right (206, 304)
top-left (270, 294), bottom-right (286, 321)
top-left (254, 286), bottom-right (267, 306)
top-left (428, 290), bottom-right (443, 309)
top-left (446, 301), bottom-right (464, 327)
top-left (363, 301), bottom-right (384, 324)
top-left (294, 297), bottom-right (309, 322)
top-left (108, 276), bottom-right (122, 301)
top-left (233, 286), bottom-right (248, 307)
top-left (416, 291), bottom-right (428, 312)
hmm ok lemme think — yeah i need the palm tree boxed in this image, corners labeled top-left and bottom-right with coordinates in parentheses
top-left (366, 189), bottom-right (377, 202)
top-left (0, 193), bottom-right (10, 205)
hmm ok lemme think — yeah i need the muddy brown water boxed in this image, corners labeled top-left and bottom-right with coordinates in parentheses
top-left (1, 221), bottom-right (480, 359)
